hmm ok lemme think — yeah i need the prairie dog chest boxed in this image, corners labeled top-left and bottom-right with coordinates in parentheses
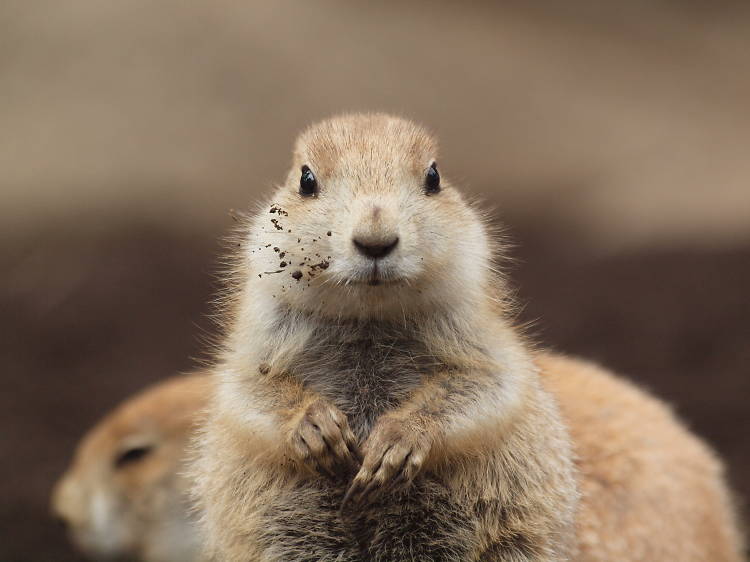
top-left (290, 321), bottom-right (434, 438)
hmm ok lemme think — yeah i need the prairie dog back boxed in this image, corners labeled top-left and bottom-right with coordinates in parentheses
top-left (537, 353), bottom-right (745, 561)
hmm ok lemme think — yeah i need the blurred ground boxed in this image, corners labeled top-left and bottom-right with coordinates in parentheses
top-left (2, 0), bottom-right (749, 559)
top-left (2, 0), bottom-right (750, 250)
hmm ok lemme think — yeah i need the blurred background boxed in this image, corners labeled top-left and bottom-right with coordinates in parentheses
top-left (2, 0), bottom-right (749, 559)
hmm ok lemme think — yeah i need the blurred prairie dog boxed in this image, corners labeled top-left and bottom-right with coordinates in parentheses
top-left (191, 113), bottom-right (743, 561)
top-left (52, 374), bottom-right (210, 562)
top-left (536, 353), bottom-right (744, 561)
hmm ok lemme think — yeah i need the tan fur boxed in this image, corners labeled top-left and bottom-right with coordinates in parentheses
top-left (52, 374), bottom-right (211, 562)
top-left (192, 114), bottom-right (577, 561)
top-left (536, 353), bottom-right (745, 561)
top-left (191, 113), bottom-right (742, 561)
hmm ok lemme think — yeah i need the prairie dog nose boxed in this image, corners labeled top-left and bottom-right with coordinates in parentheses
top-left (51, 477), bottom-right (85, 529)
top-left (353, 236), bottom-right (399, 259)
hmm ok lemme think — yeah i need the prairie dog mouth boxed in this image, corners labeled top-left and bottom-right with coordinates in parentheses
top-left (369, 263), bottom-right (381, 286)
top-left (366, 263), bottom-right (403, 287)
top-left (348, 263), bottom-right (402, 287)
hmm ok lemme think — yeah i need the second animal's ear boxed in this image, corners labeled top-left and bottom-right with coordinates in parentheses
top-left (114, 445), bottom-right (154, 469)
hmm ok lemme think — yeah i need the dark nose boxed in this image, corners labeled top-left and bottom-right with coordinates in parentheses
top-left (353, 237), bottom-right (399, 259)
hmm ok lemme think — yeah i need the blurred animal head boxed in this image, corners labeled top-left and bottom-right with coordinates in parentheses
top-left (51, 374), bottom-right (210, 562)
top-left (241, 113), bottom-right (493, 320)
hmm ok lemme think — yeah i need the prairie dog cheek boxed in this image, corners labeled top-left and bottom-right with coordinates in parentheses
top-left (77, 488), bottom-right (129, 555)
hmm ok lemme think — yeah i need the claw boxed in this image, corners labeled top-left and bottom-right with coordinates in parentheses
top-left (344, 431), bottom-right (363, 464)
top-left (299, 434), bottom-right (336, 478)
top-left (338, 418), bottom-right (430, 513)
top-left (340, 477), bottom-right (364, 513)
top-left (357, 476), bottom-right (384, 505)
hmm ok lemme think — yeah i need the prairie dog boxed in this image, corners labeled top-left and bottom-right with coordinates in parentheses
top-left (191, 113), bottom-right (742, 561)
top-left (52, 374), bottom-right (210, 562)
top-left (192, 113), bottom-right (577, 561)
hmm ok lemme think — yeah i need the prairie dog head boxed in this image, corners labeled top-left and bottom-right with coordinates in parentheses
top-left (51, 375), bottom-right (209, 562)
top-left (241, 114), bottom-right (493, 320)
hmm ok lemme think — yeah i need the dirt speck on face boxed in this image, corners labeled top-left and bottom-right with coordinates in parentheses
top-left (270, 204), bottom-right (289, 216)
top-left (280, 261), bottom-right (287, 267)
top-left (258, 363), bottom-right (271, 374)
top-left (270, 219), bottom-right (284, 231)
top-left (291, 270), bottom-right (303, 281)
top-left (273, 247), bottom-right (280, 252)
top-left (279, 251), bottom-right (285, 258)
top-left (310, 260), bottom-right (329, 271)
top-left (327, 231), bottom-right (332, 236)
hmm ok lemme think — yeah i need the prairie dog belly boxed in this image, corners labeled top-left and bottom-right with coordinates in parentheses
top-left (255, 322), bottom-right (478, 560)
top-left (290, 322), bottom-right (433, 438)
top-left (252, 455), bottom-right (477, 561)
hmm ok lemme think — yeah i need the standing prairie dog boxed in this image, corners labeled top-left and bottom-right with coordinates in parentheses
top-left (52, 374), bottom-right (210, 562)
top-left (191, 113), bottom-right (743, 561)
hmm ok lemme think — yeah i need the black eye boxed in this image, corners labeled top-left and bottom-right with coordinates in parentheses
top-left (425, 162), bottom-right (440, 194)
top-left (114, 445), bottom-right (153, 469)
top-left (299, 165), bottom-right (318, 197)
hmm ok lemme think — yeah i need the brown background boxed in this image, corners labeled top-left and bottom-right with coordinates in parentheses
top-left (1, 1), bottom-right (748, 559)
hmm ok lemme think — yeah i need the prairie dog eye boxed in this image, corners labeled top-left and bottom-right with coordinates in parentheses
top-left (425, 162), bottom-right (440, 194)
top-left (299, 165), bottom-right (318, 197)
top-left (114, 445), bottom-right (153, 469)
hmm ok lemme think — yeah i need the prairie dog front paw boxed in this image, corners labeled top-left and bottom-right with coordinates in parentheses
top-left (288, 399), bottom-right (361, 478)
top-left (341, 416), bottom-right (431, 510)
